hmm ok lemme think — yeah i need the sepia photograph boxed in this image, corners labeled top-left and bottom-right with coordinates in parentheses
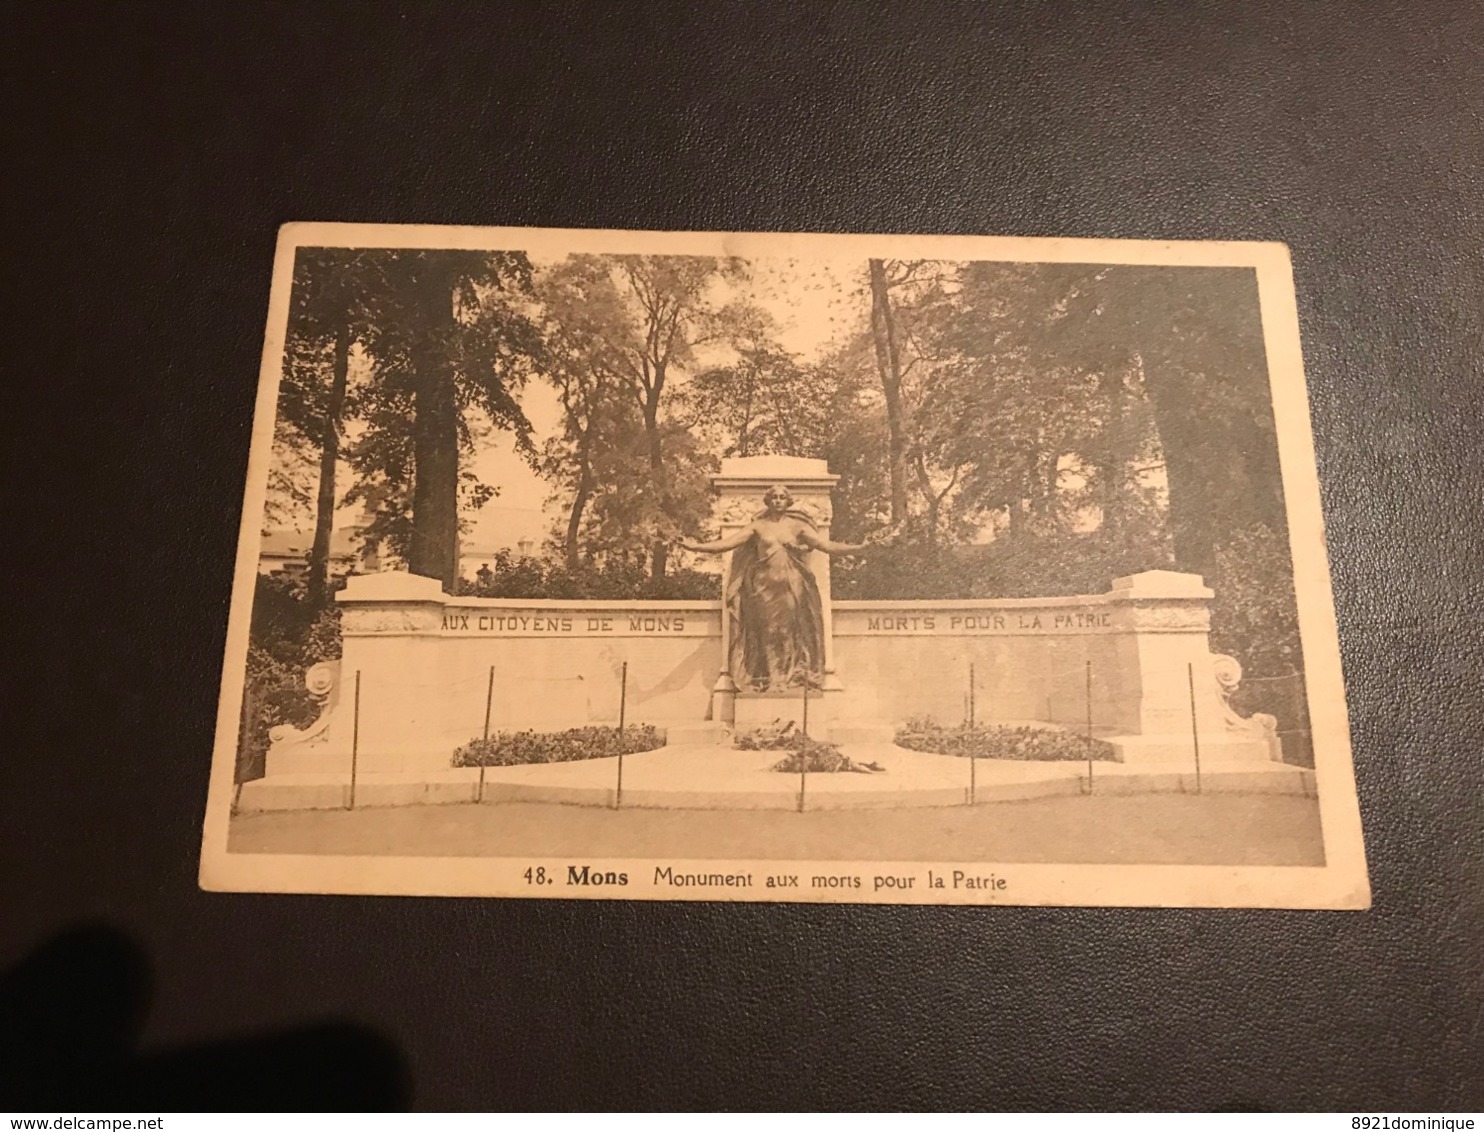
top-left (198, 224), bottom-right (1369, 907)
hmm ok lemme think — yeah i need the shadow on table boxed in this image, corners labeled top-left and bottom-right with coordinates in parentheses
top-left (0, 924), bottom-right (411, 1110)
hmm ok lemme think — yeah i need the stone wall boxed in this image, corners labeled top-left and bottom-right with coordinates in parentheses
top-left (267, 571), bottom-right (721, 775)
top-left (262, 568), bottom-right (1280, 777)
top-left (833, 597), bottom-right (1131, 730)
top-left (834, 571), bottom-right (1231, 745)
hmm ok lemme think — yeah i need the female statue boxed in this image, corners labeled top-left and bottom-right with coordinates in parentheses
top-left (681, 485), bottom-right (876, 692)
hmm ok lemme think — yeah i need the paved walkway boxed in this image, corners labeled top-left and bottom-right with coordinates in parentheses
top-left (228, 793), bottom-right (1327, 867)
top-left (237, 742), bottom-right (1315, 812)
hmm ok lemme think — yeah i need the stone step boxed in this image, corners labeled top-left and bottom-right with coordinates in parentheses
top-left (828, 723), bottom-right (899, 746)
top-left (656, 721), bottom-right (732, 746)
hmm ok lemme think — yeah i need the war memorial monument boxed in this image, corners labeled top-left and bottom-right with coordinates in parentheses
top-left (239, 454), bottom-right (1300, 812)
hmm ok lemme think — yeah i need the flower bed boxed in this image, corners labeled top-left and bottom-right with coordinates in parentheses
top-left (452, 724), bottom-right (665, 768)
top-left (734, 722), bottom-right (885, 774)
top-left (893, 716), bottom-right (1115, 761)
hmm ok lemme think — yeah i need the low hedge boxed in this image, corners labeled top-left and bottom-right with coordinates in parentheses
top-left (452, 724), bottom-right (666, 768)
top-left (894, 716), bottom-right (1115, 761)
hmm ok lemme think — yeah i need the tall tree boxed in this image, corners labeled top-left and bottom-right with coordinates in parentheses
top-left (932, 260), bottom-right (1285, 579)
top-left (345, 250), bottom-right (545, 590)
top-left (605, 254), bottom-right (740, 579)
top-left (867, 259), bottom-right (911, 524)
top-left (579, 419), bottom-right (717, 570)
top-left (864, 259), bottom-right (965, 532)
top-left (280, 247), bottom-right (372, 604)
top-left (535, 259), bottom-right (636, 568)
top-left (1044, 265), bottom-right (1286, 577)
top-left (931, 262), bottom-right (1107, 537)
top-left (685, 344), bottom-right (839, 459)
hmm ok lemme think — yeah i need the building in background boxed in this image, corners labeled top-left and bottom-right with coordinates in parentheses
top-left (258, 503), bottom-right (381, 578)
top-left (459, 537), bottom-right (535, 581)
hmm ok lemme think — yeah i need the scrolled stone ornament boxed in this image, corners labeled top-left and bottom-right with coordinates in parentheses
top-left (266, 660), bottom-right (341, 750)
top-left (304, 660), bottom-right (338, 699)
top-left (1211, 652), bottom-right (1282, 757)
top-left (1212, 653), bottom-right (1244, 696)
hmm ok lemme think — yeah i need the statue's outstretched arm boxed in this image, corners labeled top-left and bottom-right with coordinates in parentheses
top-left (798, 527), bottom-right (869, 555)
top-left (681, 528), bottom-right (753, 554)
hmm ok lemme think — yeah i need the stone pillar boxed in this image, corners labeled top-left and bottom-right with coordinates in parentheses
top-left (1104, 569), bottom-right (1277, 764)
top-left (261, 569), bottom-right (451, 776)
top-left (707, 455), bottom-right (841, 726)
top-left (332, 570), bottom-right (450, 773)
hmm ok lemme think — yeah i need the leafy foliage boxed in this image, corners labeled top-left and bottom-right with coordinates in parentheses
top-left (732, 720), bottom-right (813, 751)
top-left (258, 249), bottom-right (1305, 698)
top-left (686, 346), bottom-right (843, 459)
top-left (732, 722), bottom-right (881, 773)
top-left (451, 724), bottom-right (665, 768)
top-left (894, 717), bottom-right (1115, 762)
top-left (770, 742), bottom-right (871, 774)
top-left (237, 573), bottom-right (342, 782)
top-left (576, 420), bottom-right (718, 569)
top-left (341, 249), bottom-right (546, 586)
top-left (565, 253), bottom-right (746, 579)
top-left (263, 416), bottom-right (316, 531)
top-left (457, 551), bottom-right (716, 600)
top-left (1208, 522), bottom-right (1310, 738)
top-left (1209, 524), bottom-right (1303, 678)
top-left (833, 507), bottom-right (1175, 601)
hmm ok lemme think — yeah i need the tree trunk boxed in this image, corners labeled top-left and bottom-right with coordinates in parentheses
top-left (409, 365), bottom-right (460, 589)
top-left (1139, 358), bottom-right (1216, 578)
top-left (868, 259), bottom-right (909, 524)
top-left (737, 375), bottom-right (754, 457)
top-left (644, 374), bottom-right (668, 580)
top-left (407, 275), bottom-right (461, 591)
top-left (1010, 450), bottom-right (1039, 537)
top-left (306, 320), bottom-right (351, 606)
top-left (912, 452), bottom-right (939, 546)
top-left (564, 446), bottom-right (593, 570)
top-left (1098, 364), bottom-right (1128, 539)
top-left (1042, 450), bottom-right (1061, 525)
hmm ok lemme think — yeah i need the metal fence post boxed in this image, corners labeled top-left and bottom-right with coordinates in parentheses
top-left (479, 665), bottom-right (494, 804)
top-left (968, 662), bottom-right (976, 728)
top-left (797, 682), bottom-right (809, 812)
top-left (347, 669), bottom-right (361, 811)
top-left (615, 661), bottom-right (628, 809)
top-left (1085, 659), bottom-right (1094, 794)
top-left (1187, 661), bottom-right (1203, 794)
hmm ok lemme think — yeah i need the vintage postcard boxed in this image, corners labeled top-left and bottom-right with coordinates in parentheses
top-left (199, 223), bottom-right (1369, 908)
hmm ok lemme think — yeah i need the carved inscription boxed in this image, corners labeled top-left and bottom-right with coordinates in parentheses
top-left (853, 608), bottom-right (1114, 634)
top-left (438, 610), bottom-right (697, 635)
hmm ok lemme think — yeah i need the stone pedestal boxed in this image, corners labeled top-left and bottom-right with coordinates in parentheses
top-left (733, 689), bottom-right (833, 738)
top-left (1102, 570), bottom-right (1279, 764)
top-left (706, 455), bottom-right (842, 723)
top-left (263, 570), bottom-right (450, 776)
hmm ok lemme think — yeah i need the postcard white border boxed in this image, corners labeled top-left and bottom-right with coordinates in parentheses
top-left (198, 224), bottom-right (1369, 910)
